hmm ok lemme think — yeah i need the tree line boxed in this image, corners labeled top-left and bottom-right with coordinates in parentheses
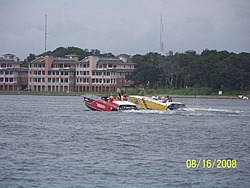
top-left (22, 46), bottom-right (115, 65)
top-left (22, 47), bottom-right (250, 91)
top-left (127, 49), bottom-right (250, 91)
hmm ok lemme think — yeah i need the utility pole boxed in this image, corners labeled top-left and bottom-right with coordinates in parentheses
top-left (160, 13), bottom-right (164, 55)
top-left (45, 15), bottom-right (47, 52)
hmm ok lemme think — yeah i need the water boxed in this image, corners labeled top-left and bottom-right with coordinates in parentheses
top-left (0, 95), bottom-right (249, 187)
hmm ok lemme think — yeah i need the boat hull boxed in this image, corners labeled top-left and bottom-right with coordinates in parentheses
top-left (129, 95), bottom-right (186, 110)
top-left (144, 99), bottom-right (167, 110)
top-left (83, 97), bottom-right (118, 111)
top-left (83, 96), bottom-right (139, 111)
top-left (129, 95), bottom-right (147, 109)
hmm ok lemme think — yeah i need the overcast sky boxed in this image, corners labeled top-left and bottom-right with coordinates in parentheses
top-left (1, 0), bottom-right (250, 60)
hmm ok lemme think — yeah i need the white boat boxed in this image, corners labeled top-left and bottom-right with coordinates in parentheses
top-left (129, 95), bottom-right (186, 110)
top-left (238, 95), bottom-right (248, 100)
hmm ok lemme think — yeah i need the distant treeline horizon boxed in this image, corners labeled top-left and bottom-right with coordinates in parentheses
top-left (22, 46), bottom-right (250, 91)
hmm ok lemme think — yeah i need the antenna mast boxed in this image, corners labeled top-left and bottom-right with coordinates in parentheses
top-left (160, 13), bottom-right (164, 55)
top-left (45, 15), bottom-right (47, 52)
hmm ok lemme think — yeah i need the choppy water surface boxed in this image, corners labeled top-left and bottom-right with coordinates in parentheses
top-left (0, 95), bottom-right (249, 187)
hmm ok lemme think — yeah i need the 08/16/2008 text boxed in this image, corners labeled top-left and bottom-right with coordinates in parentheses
top-left (186, 159), bottom-right (237, 169)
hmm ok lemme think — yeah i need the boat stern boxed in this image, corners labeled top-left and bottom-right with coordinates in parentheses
top-left (167, 102), bottom-right (186, 110)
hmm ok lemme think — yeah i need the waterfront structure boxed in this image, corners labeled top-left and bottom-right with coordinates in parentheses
top-left (28, 54), bottom-right (136, 92)
top-left (76, 55), bottom-right (136, 92)
top-left (0, 54), bottom-right (28, 91)
top-left (29, 55), bottom-right (78, 92)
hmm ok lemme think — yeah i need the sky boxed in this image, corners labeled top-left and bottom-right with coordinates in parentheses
top-left (1, 0), bottom-right (250, 60)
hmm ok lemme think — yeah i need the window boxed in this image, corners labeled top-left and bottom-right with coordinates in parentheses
top-left (92, 79), bottom-right (95, 83)
top-left (92, 71), bottom-right (95, 76)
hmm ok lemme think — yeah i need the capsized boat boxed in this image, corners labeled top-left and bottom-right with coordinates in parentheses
top-left (129, 95), bottom-right (186, 110)
top-left (83, 96), bottom-right (139, 111)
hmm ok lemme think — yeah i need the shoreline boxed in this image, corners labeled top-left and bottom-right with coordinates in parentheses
top-left (0, 91), bottom-right (238, 99)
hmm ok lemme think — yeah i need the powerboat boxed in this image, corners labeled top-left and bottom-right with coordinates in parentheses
top-left (238, 95), bottom-right (248, 100)
top-left (83, 96), bottom-right (139, 111)
top-left (129, 95), bottom-right (186, 110)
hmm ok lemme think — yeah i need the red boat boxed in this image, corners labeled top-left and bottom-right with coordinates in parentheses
top-left (83, 96), bottom-right (139, 111)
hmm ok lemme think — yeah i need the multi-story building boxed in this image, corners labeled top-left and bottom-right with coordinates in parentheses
top-left (28, 54), bottom-right (136, 93)
top-left (0, 54), bottom-right (28, 91)
top-left (76, 54), bottom-right (136, 92)
top-left (29, 54), bottom-right (78, 92)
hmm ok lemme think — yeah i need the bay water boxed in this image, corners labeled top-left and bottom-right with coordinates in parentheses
top-left (0, 95), bottom-right (249, 187)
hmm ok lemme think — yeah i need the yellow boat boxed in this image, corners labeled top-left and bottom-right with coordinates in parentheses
top-left (129, 95), bottom-right (186, 110)
top-left (129, 95), bottom-right (148, 109)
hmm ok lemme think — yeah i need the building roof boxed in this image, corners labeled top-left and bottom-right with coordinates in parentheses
top-left (30, 57), bottom-right (45, 64)
top-left (3, 67), bottom-right (28, 72)
top-left (65, 54), bottom-right (80, 57)
top-left (0, 57), bottom-right (21, 64)
top-left (94, 69), bottom-right (135, 73)
top-left (52, 58), bottom-right (77, 64)
top-left (2, 53), bottom-right (16, 56)
top-left (49, 68), bottom-right (76, 71)
top-left (30, 57), bottom-right (77, 64)
top-left (97, 59), bottom-right (136, 65)
top-left (117, 54), bottom-right (131, 58)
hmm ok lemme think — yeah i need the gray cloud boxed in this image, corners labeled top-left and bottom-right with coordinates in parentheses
top-left (1, 0), bottom-right (250, 60)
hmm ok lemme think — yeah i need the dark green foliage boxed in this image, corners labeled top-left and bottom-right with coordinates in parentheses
top-left (23, 47), bottom-right (115, 62)
top-left (127, 49), bottom-right (250, 91)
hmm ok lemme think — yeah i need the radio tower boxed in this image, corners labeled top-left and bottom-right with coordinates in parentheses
top-left (160, 13), bottom-right (164, 55)
top-left (45, 15), bottom-right (47, 52)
